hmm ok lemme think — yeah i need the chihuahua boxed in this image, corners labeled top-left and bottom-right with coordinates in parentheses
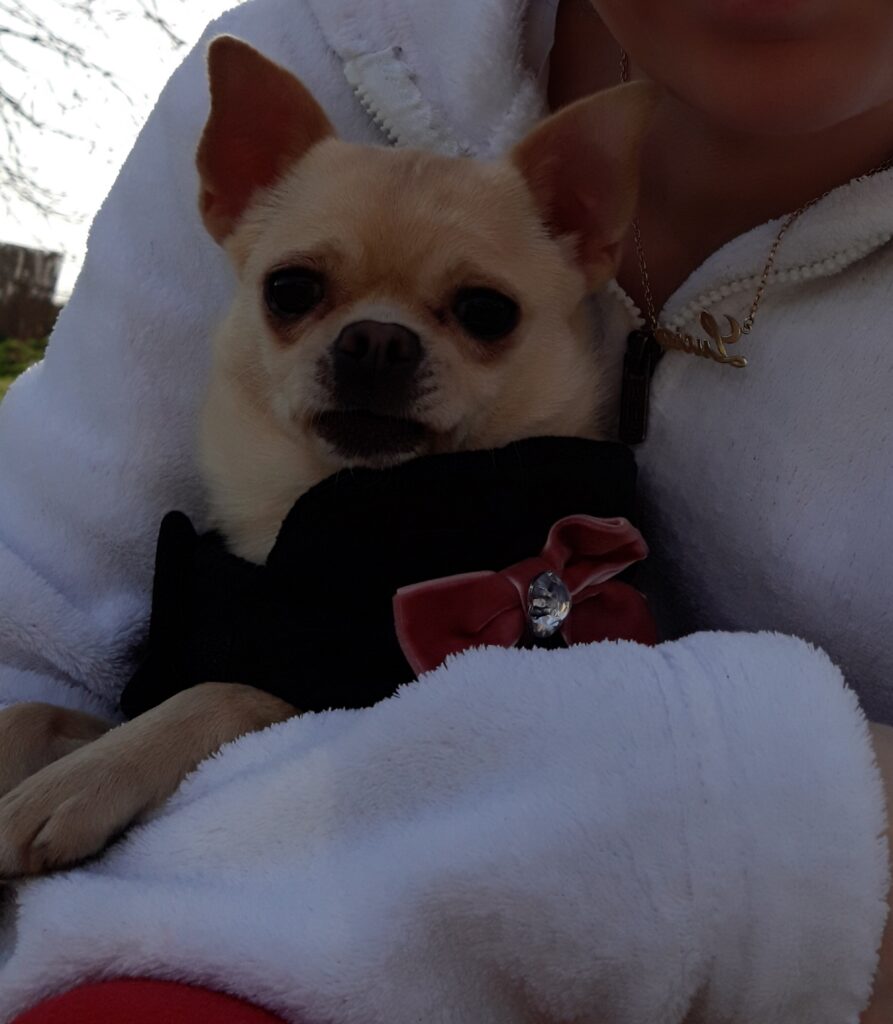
top-left (0, 37), bottom-right (655, 877)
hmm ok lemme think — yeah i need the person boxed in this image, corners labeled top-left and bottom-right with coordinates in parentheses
top-left (0, 0), bottom-right (892, 1020)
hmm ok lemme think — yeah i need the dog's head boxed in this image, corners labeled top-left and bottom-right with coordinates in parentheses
top-left (196, 37), bottom-right (656, 561)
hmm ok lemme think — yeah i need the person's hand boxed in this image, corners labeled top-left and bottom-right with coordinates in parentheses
top-left (861, 722), bottom-right (893, 1022)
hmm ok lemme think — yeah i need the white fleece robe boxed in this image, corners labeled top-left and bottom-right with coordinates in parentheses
top-left (0, 0), bottom-right (890, 1020)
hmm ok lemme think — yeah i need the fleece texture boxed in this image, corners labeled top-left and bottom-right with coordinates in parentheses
top-left (0, 633), bottom-right (888, 1024)
top-left (0, 0), bottom-right (890, 1019)
top-left (0, 0), bottom-right (891, 720)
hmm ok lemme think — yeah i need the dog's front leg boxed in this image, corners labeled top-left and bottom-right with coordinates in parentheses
top-left (0, 682), bottom-right (296, 878)
top-left (0, 703), bottom-right (113, 799)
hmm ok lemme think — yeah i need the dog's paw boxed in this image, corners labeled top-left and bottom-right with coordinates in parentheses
top-left (0, 739), bottom-right (151, 878)
top-left (0, 703), bottom-right (112, 800)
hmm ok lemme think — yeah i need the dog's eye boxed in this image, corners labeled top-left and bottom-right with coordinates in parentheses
top-left (264, 268), bottom-right (325, 319)
top-left (452, 288), bottom-right (520, 342)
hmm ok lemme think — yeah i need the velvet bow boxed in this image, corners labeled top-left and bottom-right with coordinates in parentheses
top-left (393, 515), bottom-right (656, 675)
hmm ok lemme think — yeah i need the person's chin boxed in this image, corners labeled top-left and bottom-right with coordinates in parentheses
top-left (673, 49), bottom-right (877, 137)
top-left (694, 0), bottom-right (832, 40)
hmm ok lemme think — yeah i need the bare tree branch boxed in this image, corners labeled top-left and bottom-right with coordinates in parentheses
top-left (0, 0), bottom-right (185, 219)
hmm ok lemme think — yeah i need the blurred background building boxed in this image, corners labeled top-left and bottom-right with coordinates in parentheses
top-left (0, 243), bottom-right (63, 340)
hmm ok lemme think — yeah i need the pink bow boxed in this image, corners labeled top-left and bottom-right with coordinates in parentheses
top-left (393, 515), bottom-right (657, 675)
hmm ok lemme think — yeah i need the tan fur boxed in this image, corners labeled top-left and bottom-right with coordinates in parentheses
top-left (201, 141), bottom-right (617, 561)
top-left (0, 704), bottom-right (111, 801)
top-left (0, 38), bottom-right (656, 877)
top-left (0, 685), bottom-right (293, 877)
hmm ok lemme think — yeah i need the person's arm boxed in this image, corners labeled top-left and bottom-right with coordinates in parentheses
top-left (0, 631), bottom-right (886, 1024)
top-left (0, 0), bottom-right (372, 725)
top-left (861, 723), bottom-right (893, 1023)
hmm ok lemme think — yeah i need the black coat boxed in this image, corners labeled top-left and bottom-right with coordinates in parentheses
top-left (120, 437), bottom-right (640, 719)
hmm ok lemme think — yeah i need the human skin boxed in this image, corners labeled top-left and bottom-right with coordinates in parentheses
top-left (549, 2), bottom-right (893, 1016)
top-left (549, 0), bottom-right (893, 313)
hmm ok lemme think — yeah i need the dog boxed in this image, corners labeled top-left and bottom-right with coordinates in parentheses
top-left (0, 36), bottom-right (655, 877)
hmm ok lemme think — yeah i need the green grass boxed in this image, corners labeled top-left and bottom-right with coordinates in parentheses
top-left (0, 337), bottom-right (48, 400)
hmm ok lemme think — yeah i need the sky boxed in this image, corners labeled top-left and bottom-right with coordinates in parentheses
top-left (2, 0), bottom-right (236, 297)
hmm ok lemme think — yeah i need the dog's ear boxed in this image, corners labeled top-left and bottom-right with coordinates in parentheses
top-left (512, 82), bottom-right (659, 288)
top-left (197, 36), bottom-right (335, 244)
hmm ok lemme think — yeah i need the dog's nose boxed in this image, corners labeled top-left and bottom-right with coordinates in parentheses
top-left (334, 321), bottom-right (422, 376)
top-left (332, 321), bottom-right (423, 411)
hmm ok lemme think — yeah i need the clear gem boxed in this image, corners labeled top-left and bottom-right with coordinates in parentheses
top-left (527, 571), bottom-right (571, 640)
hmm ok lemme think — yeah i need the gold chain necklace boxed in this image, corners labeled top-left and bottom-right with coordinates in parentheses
top-left (614, 46), bottom-right (893, 443)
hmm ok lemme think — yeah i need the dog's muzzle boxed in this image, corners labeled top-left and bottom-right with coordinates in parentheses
top-left (315, 320), bottom-right (430, 459)
top-left (332, 320), bottom-right (422, 410)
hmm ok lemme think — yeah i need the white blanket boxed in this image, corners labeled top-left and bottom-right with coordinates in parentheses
top-left (0, 632), bottom-right (886, 1023)
top-left (0, 0), bottom-right (888, 1018)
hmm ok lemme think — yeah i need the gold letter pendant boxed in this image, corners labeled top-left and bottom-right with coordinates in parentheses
top-left (654, 311), bottom-right (748, 369)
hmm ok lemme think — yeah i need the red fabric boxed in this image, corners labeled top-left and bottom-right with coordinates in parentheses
top-left (12, 979), bottom-right (289, 1024)
top-left (393, 515), bottom-right (657, 674)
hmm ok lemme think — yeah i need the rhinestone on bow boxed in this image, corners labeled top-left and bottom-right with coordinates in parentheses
top-left (527, 571), bottom-right (571, 640)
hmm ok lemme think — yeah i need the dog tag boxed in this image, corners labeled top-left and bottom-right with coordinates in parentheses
top-left (618, 329), bottom-right (663, 445)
